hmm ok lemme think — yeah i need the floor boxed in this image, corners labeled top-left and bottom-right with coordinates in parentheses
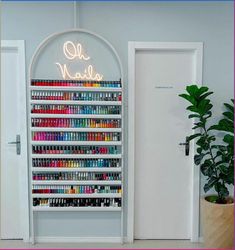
top-left (0, 239), bottom-right (203, 249)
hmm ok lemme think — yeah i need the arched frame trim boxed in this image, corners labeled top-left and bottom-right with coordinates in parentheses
top-left (27, 29), bottom-right (124, 244)
top-left (29, 28), bottom-right (124, 80)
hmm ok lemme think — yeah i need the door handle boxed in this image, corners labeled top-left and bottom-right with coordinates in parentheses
top-left (179, 136), bottom-right (189, 156)
top-left (8, 134), bottom-right (21, 155)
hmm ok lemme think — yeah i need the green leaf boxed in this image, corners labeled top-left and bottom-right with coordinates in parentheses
top-left (204, 176), bottom-right (218, 193)
top-left (220, 118), bottom-right (233, 128)
top-left (215, 160), bottom-right (225, 166)
top-left (194, 154), bottom-right (205, 165)
top-left (201, 160), bottom-right (213, 176)
top-left (196, 99), bottom-right (213, 115)
top-left (223, 111), bottom-right (234, 121)
top-left (199, 91), bottom-right (213, 100)
top-left (214, 182), bottom-right (229, 200)
top-left (195, 137), bottom-right (204, 146)
top-left (186, 85), bottom-right (199, 97)
top-left (210, 119), bottom-right (234, 133)
top-left (192, 122), bottom-right (204, 129)
top-left (188, 114), bottom-right (201, 119)
top-left (218, 165), bottom-right (228, 175)
top-left (204, 104), bottom-right (213, 114)
top-left (206, 195), bottom-right (218, 203)
top-left (186, 105), bottom-right (199, 113)
top-left (208, 125), bottom-right (218, 131)
top-left (197, 147), bottom-right (203, 154)
top-left (223, 134), bottom-right (234, 146)
top-left (203, 111), bottom-right (212, 119)
top-left (192, 125), bottom-right (200, 130)
top-left (196, 136), bottom-right (210, 150)
top-left (207, 135), bottom-right (216, 142)
top-left (226, 165), bottom-right (234, 185)
top-left (224, 103), bottom-right (234, 113)
top-left (194, 122), bottom-right (204, 126)
top-left (196, 86), bottom-right (209, 98)
top-left (178, 94), bottom-right (197, 105)
top-left (188, 133), bottom-right (201, 141)
top-left (198, 99), bottom-right (209, 109)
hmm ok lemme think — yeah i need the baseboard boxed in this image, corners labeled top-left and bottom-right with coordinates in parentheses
top-left (123, 236), bottom-right (128, 243)
top-left (33, 236), bottom-right (123, 243)
top-left (199, 236), bottom-right (204, 243)
top-left (23, 237), bottom-right (30, 243)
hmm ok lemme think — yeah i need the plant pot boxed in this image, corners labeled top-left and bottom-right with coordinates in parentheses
top-left (201, 196), bottom-right (234, 249)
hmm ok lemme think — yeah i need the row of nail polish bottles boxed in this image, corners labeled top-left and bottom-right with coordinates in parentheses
top-left (32, 158), bottom-right (121, 168)
top-left (33, 172), bottom-right (121, 181)
top-left (31, 79), bottom-right (121, 88)
top-left (32, 132), bottom-right (121, 141)
top-left (31, 118), bottom-right (121, 128)
top-left (31, 104), bottom-right (121, 114)
top-left (32, 145), bottom-right (119, 155)
top-left (33, 198), bottom-right (122, 207)
top-left (32, 185), bottom-right (121, 194)
top-left (31, 91), bottom-right (122, 101)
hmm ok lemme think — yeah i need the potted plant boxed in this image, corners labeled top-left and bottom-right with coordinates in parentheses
top-left (179, 85), bottom-right (234, 248)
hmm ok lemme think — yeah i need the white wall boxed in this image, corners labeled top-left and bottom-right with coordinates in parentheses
top-left (79, 1), bottom-right (234, 106)
top-left (1, 1), bottom-right (234, 239)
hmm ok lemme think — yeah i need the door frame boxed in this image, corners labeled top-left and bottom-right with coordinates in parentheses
top-left (0, 40), bottom-right (30, 241)
top-left (127, 42), bottom-right (203, 243)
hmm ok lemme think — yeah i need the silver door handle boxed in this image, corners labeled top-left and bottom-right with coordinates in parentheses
top-left (179, 136), bottom-right (189, 156)
top-left (8, 134), bottom-right (21, 155)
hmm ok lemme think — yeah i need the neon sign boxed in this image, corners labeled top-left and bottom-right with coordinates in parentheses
top-left (56, 41), bottom-right (103, 81)
top-left (63, 41), bottom-right (90, 60)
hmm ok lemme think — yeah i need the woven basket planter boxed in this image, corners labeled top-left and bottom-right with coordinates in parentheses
top-left (201, 196), bottom-right (234, 249)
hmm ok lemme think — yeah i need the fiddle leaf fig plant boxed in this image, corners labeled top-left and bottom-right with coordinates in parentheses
top-left (211, 100), bottom-right (234, 188)
top-left (179, 85), bottom-right (234, 204)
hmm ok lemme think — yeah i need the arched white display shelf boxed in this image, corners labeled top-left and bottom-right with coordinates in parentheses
top-left (27, 29), bottom-right (124, 243)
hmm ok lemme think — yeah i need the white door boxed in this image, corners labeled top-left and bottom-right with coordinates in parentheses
top-left (128, 43), bottom-right (203, 241)
top-left (0, 41), bottom-right (29, 240)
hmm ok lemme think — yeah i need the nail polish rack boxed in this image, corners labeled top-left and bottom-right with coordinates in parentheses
top-left (29, 79), bottom-right (123, 212)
